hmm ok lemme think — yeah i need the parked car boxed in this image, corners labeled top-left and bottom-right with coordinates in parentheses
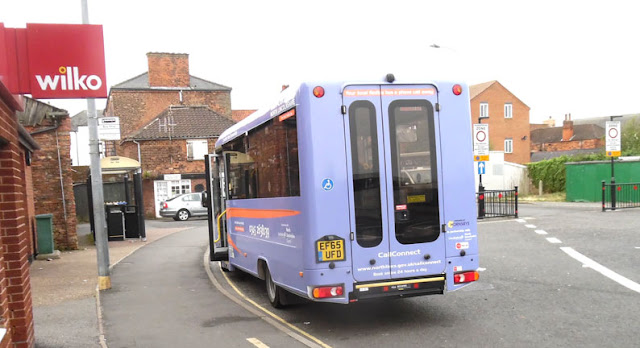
top-left (159, 192), bottom-right (207, 221)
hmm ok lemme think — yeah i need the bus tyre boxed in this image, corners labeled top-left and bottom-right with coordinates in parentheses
top-left (265, 267), bottom-right (284, 308)
top-left (176, 209), bottom-right (190, 221)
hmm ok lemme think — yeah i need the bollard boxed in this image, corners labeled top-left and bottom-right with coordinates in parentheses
top-left (514, 186), bottom-right (519, 218)
top-left (539, 180), bottom-right (543, 196)
top-left (602, 180), bottom-right (606, 212)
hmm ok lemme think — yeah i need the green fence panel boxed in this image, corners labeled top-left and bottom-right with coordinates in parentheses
top-left (566, 160), bottom-right (640, 202)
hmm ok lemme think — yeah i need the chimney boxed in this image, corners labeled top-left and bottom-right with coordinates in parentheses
top-left (562, 113), bottom-right (574, 141)
top-left (147, 52), bottom-right (190, 87)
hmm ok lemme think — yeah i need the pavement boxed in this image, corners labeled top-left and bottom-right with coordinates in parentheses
top-left (30, 220), bottom-right (191, 347)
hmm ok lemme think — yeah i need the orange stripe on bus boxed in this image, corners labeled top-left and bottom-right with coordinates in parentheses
top-left (226, 208), bottom-right (300, 219)
top-left (227, 233), bottom-right (244, 256)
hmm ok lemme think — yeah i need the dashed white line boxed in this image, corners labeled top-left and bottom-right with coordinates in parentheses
top-left (560, 247), bottom-right (640, 294)
top-left (546, 237), bottom-right (562, 244)
top-left (535, 230), bottom-right (548, 235)
top-left (525, 224), bottom-right (537, 229)
top-left (515, 219), bottom-right (527, 223)
top-left (247, 338), bottom-right (270, 348)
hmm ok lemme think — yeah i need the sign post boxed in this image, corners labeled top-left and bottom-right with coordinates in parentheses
top-left (606, 118), bottom-right (622, 210)
top-left (473, 123), bottom-right (489, 218)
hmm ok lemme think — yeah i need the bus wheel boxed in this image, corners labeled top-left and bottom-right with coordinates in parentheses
top-left (265, 267), bottom-right (284, 308)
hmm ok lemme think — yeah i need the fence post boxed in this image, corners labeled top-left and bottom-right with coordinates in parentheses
top-left (611, 177), bottom-right (616, 211)
top-left (602, 180), bottom-right (606, 212)
top-left (478, 186), bottom-right (485, 219)
top-left (514, 186), bottom-right (519, 218)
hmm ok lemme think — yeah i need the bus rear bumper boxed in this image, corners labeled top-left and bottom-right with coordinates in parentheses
top-left (349, 275), bottom-right (445, 302)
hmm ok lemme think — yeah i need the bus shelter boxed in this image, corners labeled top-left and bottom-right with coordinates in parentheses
top-left (88, 156), bottom-right (146, 241)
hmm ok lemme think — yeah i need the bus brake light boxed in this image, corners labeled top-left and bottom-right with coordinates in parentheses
top-left (454, 271), bottom-right (479, 284)
top-left (313, 86), bottom-right (325, 98)
top-left (312, 285), bottom-right (344, 298)
top-left (452, 84), bottom-right (463, 95)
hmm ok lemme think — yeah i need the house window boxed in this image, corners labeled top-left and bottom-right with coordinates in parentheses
top-left (504, 138), bottom-right (513, 153)
top-left (504, 103), bottom-right (513, 118)
top-left (480, 103), bottom-right (489, 118)
top-left (187, 139), bottom-right (208, 160)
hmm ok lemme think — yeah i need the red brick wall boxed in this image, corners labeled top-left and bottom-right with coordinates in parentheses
top-left (24, 117), bottom-right (77, 250)
top-left (0, 93), bottom-right (35, 348)
top-left (147, 53), bottom-right (189, 88)
top-left (470, 83), bottom-right (531, 164)
top-left (531, 138), bottom-right (605, 152)
top-left (105, 89), bottom-right (231, 143)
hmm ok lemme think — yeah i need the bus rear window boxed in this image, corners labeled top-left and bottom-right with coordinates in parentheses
top-left (349, 101), bottom-right (383, 248)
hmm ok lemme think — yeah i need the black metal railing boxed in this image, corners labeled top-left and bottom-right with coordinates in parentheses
top-left (477, 186), bottom-right (518, 219)
top-left (602, 181), bottom-right (640, 211)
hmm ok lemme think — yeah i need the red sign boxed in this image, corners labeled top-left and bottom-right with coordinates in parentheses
top-left (0, 23), bottom-right (107, 99)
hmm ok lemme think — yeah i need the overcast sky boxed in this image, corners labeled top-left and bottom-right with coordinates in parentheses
top-left (2, 0), bottom-right (638, 124)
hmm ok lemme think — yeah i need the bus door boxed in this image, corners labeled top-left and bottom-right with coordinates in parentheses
top-left (206, 152), bottom-right (230, 261)
top-left (343, 85), bottom-right (446, 282)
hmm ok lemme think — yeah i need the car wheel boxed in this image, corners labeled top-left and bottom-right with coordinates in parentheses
top-left (177, 209), bottom-right (190, 221)
top-left (265, 266), bottom-right (284, 308)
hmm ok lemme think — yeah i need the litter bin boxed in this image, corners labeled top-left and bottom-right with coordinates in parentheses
top-left (124, 205), bottom-right (140, 238)
top-left (105, 205), bottom-right (125, 240)
top-left (35, 214), bottom-right (54, 254)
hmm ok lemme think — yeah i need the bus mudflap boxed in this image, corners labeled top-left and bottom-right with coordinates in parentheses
top-left (350, 275), bottom-right (445, 301)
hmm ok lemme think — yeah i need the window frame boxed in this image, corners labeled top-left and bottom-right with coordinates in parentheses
top-left (504, 138), bottom-right (513, 154)
top-left (186, 139), bottom-right (209, 161)
top-left (480, 102), bottom-right (489, 119)
top-left (504, 103), bottom-right (513, 119)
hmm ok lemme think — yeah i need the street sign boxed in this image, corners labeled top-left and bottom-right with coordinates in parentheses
top-left (606, 121), bottom-right (621, 157)
top-left (473, 124), bottom-right (490, 161)
top-left (478, 161), bottom-right (486, 175)
top-left (98, 116), bottom-right (121, 140)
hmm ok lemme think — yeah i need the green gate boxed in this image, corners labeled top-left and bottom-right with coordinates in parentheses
top-left (566, 160), bottom-right (640, 202)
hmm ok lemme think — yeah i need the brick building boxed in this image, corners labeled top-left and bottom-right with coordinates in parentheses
top-left (1, 81), bottom-right (38, 347)
top-left (17, 98), bottom-right (77, 250)
top-left (120, 105), bottom-right (235, 217)
top-left (104, 53), bottom-right (239, 217)
top-left (530, 114), bottom-right (605, 162)
top-left (470, 81), bottom-right (531, 164)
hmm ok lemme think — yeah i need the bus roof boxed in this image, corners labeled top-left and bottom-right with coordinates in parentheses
top-left (215, 77), bottom-right (459, 148)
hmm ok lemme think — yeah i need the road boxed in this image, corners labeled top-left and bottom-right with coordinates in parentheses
top-left (211, 203), bottom-right (639, 348)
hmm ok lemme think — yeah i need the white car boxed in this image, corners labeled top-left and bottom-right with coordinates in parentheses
top-left (159, 192), bottom-right (207, 221)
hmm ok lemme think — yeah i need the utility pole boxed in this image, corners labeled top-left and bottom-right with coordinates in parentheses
top-left (608, 115), bottom-right (623, 211)
top-left (82, 0), bottom-right (110, 290)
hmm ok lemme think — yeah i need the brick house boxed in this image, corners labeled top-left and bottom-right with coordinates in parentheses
top-left (1, 81), bottom-right (39, 347)
top-left (470, 81), bottom-right (531, 164)
top-left (104, 53), bottom-right (239, 217)
top-left (120, 105), bottom-right (235, 217)
top-left (17, 98), bottom-right (78, 250)
top-left (530, 114), bottom-right (605, 162)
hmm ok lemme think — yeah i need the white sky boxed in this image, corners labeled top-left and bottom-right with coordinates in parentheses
top-left (1, 0), bottom-right (638, 124)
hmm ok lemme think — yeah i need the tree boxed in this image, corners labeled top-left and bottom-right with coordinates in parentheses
top-left (621, 118), bottom-right (640, 155)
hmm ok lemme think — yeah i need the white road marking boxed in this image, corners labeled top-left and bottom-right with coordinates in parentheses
top-left (515, 219), bottom-right (527, 223)
top-left (546, 237), bottom-right (562, 244)
top-left (635, 247), bottom-right (640, 249)
top-left (523, 217), bottom-right (536, 220)
top-left (477, 267), bottom-right (487, 272)
top-left (247, 338), bottom-right (270, 348)
top-left (535, 230), bottom-right (548, 235)
top-left (560, 247), bottom-right (640, 294)
top-left (525, 224), bottom-right (537, 229)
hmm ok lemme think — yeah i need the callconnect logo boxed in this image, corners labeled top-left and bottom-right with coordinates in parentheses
top-left (35, 66), bottom-right (103, 91)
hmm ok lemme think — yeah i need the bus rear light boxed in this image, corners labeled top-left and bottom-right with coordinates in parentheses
top-left (454, 271), bottom-right (479, 284)
top-left (162, 202), bottom-right (168, 209)
top-left (312, 285), bottom-right (344, 298)
top-left (452, 84), bottom-right (463, 95)
top-left (313, 86), bottom-right (325, 98)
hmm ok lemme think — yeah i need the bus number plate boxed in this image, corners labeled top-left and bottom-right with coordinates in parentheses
top-left (316, 238), bottom-right (345, 262)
